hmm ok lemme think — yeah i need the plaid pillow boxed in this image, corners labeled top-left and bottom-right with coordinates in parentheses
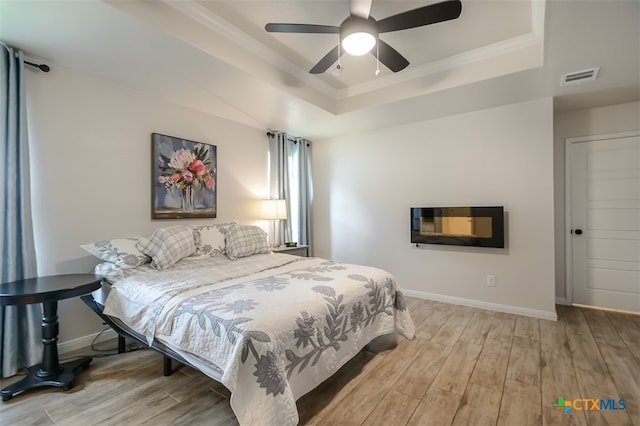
top-left (136, 226), bottom-right (196, 270)
top-left (225, 224), bottom-right (269, 260)
top-left (81, 237), bottom-right (150, 269)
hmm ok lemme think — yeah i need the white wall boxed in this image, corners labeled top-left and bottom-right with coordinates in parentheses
top-left (553, 101), bottom-right (640, 301)
top-left (313, 98), bottom-right (557, 319)
top-left (25, 66), bottom-right (268, 349)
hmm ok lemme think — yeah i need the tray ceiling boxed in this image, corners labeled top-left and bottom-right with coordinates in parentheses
top-left (1, 0), bottom-right (637, 138)
top-left (107, 0), bottom-right (546, 114)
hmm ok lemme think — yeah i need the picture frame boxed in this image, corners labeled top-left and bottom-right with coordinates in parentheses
top-left (151, 133), bottom-right (217, 219)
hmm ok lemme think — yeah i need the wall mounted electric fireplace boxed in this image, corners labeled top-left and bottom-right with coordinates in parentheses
top-left (410, 206), bottom-right (505, 248)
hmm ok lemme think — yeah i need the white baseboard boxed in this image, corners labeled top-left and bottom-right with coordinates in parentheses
top-left (58, 328), bottom-right (118, 355)
top-left (555, 296), bottom-right (570, 306)
top-left (403, 289), bottom-right (558, 321)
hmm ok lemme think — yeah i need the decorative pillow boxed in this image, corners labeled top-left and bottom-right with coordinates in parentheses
top-left (136, 226), bottom-right (196, 270)
top-left (192, 226), bottom-right (226, 258)
top-left (191, 222), bottom-right (236, 258)
top-left (225, 224), bottom-right (270, 260)
top-left (93, 262), bottom-right (125, 280)
top-left (81, 237), bottom-right (150, 269)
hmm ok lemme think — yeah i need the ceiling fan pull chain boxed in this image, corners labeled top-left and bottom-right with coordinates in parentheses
top-left (375, 39), bottom-right (380, 76)
top-left (333, 41), bottom-right (343, 76)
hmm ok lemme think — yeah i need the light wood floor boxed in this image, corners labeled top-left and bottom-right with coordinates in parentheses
top-left (1, 298), bottom-right (638, 425)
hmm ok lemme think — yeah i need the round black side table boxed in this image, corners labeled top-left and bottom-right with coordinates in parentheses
top-left (0, 274), bottom-right (102, 401)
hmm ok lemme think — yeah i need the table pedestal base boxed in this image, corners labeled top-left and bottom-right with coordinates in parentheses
top-left (1, 356), bottom-right (92, 401)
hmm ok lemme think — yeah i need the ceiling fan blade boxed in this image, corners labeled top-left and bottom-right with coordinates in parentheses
top-left (349, 0), bottom-right (373, 19)
top-left (310, 46), bottom-right (343, 74)
top-left (374, 39), bottom-right (410, 72)
top-left (377, 0), bottom-right (462, 33)
top-left (265, 23), bottom-right (339, 34)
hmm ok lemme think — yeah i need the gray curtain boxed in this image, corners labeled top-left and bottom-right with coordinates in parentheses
top-left (0, 43), bottom-right (41, 377)
top-left (268, 132), bottom-right (313, 252)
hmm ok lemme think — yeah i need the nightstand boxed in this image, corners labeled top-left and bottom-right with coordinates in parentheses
top-left (271, 244), bottom-right (309, 257)
top-left (0, 274), bottom-right (102, 401)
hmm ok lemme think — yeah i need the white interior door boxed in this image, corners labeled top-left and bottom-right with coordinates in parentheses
top-left (568, 133), bottom-right (640, 312)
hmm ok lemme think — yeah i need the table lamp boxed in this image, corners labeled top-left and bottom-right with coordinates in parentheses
top-left (260, 199), bottom-right (287, 247)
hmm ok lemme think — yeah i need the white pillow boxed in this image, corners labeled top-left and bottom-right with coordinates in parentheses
top-left (225, 224), bottom-right (269, 260)
top-left (191, 222), bottom-right (236, 258)
top-left (81, 237), bottom-right (150, 269)
top-left (94, 262), bottom-right (125, 280)
top-left (192, 227), bottom-right (225, 258)
top-left (136, 226), bottom-right (196, 270)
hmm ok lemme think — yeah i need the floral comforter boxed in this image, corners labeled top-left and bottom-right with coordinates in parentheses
top-left (103, 254), bottom-right (415, 426)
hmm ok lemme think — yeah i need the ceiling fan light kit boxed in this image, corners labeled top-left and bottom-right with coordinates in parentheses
top-left (340, 16), bottom-right (378, 56)
top-left (265, 0), bottom-right (462, 75)
top-left (342, 32), bottom-right (375, 56)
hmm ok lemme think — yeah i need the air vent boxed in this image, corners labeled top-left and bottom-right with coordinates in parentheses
top-left (560, 67), bottom-right (600, 86)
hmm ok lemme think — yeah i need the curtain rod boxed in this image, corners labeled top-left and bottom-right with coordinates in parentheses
top-left (266, 131), bottom-right (297, 142)
top-left (24, 60), bottom-right (50, 72)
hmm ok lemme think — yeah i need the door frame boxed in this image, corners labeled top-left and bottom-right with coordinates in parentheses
top-left (564, 130), bottom-right (640, 305)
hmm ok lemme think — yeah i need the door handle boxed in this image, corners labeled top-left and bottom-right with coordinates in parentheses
top-left (574, 229), bottom-right (583, 235)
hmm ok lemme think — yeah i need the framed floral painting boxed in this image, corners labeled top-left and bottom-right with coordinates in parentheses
top-left (151, 133), bottom-right (217, 219)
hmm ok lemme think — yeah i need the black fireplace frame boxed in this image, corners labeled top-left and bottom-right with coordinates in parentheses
top-left (410, 206), bottom-right (505, 248)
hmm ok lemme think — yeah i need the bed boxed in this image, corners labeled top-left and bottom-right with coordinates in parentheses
top-left (81, 223), bottom-right (415, 426)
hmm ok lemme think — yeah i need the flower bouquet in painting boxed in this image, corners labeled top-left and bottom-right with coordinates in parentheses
top-left (152, 133), bottom-right (217, 219)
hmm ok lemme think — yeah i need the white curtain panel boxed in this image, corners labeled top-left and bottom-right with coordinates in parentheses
top-left (267, 132), bottom-right (313, 251)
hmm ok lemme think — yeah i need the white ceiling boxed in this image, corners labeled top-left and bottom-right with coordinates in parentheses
top-left (191, 0), bottom-right (535, 88)
top-left (1, 0), bottom-right (638, 139)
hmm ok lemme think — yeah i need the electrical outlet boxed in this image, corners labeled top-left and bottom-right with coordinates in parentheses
top-left (486, 275), bottom-right (496, 287)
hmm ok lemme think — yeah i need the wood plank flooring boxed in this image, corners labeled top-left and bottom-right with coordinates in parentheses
top-left (1, 298), bottom-right (638, 425)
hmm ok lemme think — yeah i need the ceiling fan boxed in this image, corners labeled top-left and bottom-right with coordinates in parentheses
top-left (265, 0), bottom-right (462, 74)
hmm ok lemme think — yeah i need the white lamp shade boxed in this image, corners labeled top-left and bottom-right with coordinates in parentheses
top-left (342, 32), bottom-right (376, 56)
top-left (260, 199), bottom-right (287, 220)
